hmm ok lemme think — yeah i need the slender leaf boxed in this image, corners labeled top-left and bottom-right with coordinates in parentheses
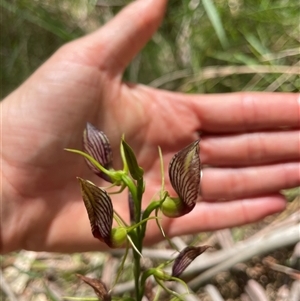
top-left (202, 0), bottom-right (229, 49)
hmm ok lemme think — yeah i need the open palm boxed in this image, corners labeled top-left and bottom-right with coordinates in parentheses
top-left (1, 0), bottom-right (299, 253)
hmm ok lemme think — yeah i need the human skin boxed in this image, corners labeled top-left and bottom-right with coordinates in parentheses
top-left (1, 0), bottom-right (299, 254)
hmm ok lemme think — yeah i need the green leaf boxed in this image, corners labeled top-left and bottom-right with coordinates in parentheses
top-left (1, 0), bottom-right (79, 41)
top-left (202, 0), bottom-right (229, 49)
top-left (244, 33), bottom-right (270, 56)
top-left (121, 139), bottom-right (144, 180)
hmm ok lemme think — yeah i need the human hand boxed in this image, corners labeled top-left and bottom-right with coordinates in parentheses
top-left (1, 0), bottom-right (299, 253)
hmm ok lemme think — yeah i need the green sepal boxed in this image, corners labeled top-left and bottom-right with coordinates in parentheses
top-left (65, 148), bottom-right (124, 184)
top-left (121, 138), bottom-right (144, 180)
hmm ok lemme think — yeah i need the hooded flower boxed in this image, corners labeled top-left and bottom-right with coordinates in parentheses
top-left (77, 177), bottom-right (127, 248)
top-left (172, 245), bottom-right (211, 277)
top-left (161, 140), bottom-right (201, 217)
top-left (83, 122), bottom-right (113, 182)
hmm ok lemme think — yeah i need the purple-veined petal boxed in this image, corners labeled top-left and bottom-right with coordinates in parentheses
top-left (168, 140), bottom-right (201, 215)
top-left (83, 122), bottom-right (113, 182)
top-left (77, 177), bottom-right (113, 246)
top-left (172, 245), bottom-right (211, 277)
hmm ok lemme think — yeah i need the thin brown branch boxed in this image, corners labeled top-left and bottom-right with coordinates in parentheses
top-left (245, 280), bottom-right (268, 301)
top-left (188, 223), bottom-right (299, 289)
top-left (204, 284), bottom-right (224, 301)
top-left (148, 65), bottom-right (299, 89)
top-left (0, 270), bottom-right (18, 301)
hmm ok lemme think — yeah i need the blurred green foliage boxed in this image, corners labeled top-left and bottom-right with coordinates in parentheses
top-left (1, 0), bottom-right (299, 98)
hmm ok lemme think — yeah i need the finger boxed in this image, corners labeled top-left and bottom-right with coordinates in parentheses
top-left (196, 92), bottom-right (300, 132)
top-left (201, 162), bottom-right (300, 199)
top-left (38, 201), bottom-right (111, 253)
top-left (71, 0), bottom-right (167, 75)
top-left (166, 195), bottom-right (286, 237)
top-left (167, 92), bottom-right (299, 132)
top-left (200, 130), bottom-right (300, 166)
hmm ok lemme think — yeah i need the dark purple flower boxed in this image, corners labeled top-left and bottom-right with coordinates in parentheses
top-left (77, 177), bottom-right (127, 248)
top-left (172, 245), bottom-right (211, 277)
top-left (83, 122), bottom-right (113, 182)
top-left (162, 140), bottom-right (201, 217)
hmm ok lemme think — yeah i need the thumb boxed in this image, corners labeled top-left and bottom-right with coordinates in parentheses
top-left (70, 0), bottom-right (168, 77)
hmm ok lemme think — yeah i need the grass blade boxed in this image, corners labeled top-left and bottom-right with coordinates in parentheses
top-left (202, 0), bottom-right (229, 49)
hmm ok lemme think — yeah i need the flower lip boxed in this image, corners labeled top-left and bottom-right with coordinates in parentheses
top-left (168, 139), bottom-right (201, 215)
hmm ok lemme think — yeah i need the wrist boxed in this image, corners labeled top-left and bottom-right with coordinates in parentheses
top-left (0, 166), bottom-right (24, 253)
top-left (1, 99), bottom-right (25, 253)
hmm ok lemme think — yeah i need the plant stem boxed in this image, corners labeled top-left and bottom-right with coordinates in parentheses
top-left (141, 201), bottom-right (162, 238)
top-left (134, 178), bottom-right (144, 300)
top-left (133, 244), bottom-right (141, 300)
top-left (121, 174), bottom-right (144, 300)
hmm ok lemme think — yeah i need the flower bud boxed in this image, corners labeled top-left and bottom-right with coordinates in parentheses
top-left (83, 122), bottom-right (113, 182)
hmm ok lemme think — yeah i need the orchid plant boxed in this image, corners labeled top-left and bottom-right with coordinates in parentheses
top-left (65, 122), bottom-right (210, 301)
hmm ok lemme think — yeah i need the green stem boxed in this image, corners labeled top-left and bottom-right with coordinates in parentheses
top-left (121, 174), bottom-right (143, 300)
top-left (62, 297), bottom-right (98, 301)
top-left (141, 191), bottom-right (168, 238)
top-left (111, 245), bottom-right (129, 291)
top-left (156, 279), bottom-right (186, 301)
top-left (127, 216), bottom-right (158, 232)
top-left (133, 242), bottom-right (141, 300)
top-left (140, 269), bottom-right (154, 296)
top-left (141, 201), bottom-right (162, 238)
top-left (113, 211), bottom-right (129, 227)
top-left (135, 178), bottom-right (146, 299)
top-left (64, 149), bottom-right (109, 176)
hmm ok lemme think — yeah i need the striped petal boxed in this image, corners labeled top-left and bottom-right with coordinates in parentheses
top-left (168, 140), bottom-right (201, 215)
top-left (172, 245), bottom-right (211, 277)
top-left (77, 177), bottom-right (113, 246)
top-left (83, 122), bottom-right (113, 182)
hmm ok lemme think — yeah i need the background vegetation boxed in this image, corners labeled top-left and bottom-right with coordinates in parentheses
top-left (1, 0), bottom-right (299, 99)
top-left (1, 1), bottom-right (299, 300)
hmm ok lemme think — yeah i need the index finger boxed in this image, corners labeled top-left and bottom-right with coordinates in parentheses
top-left (175, 92), bottom-right (300, 133)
